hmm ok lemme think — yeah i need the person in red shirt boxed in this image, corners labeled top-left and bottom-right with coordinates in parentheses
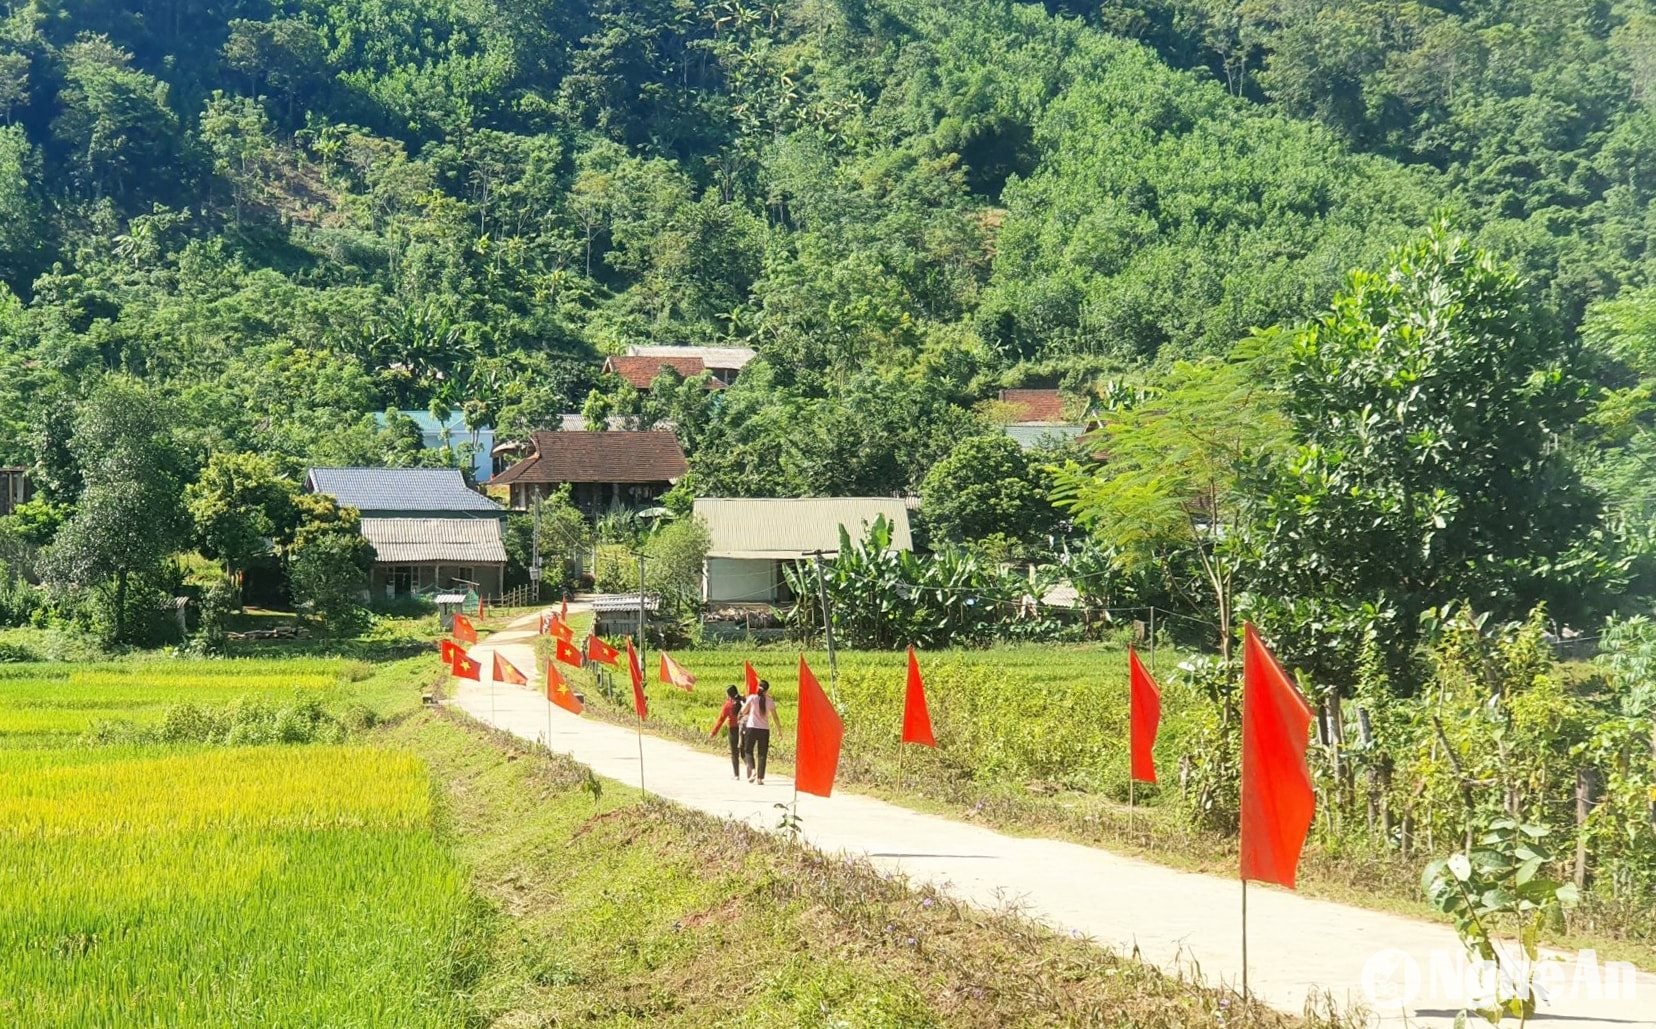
top-left (709, 684), bottom-right (744, 780)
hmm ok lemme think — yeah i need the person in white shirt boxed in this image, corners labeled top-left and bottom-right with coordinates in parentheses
top-left (738, 680), bottom-right (783, 784)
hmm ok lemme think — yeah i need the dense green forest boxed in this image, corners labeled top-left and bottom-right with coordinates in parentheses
top-left (2, 0), bottom-right (1646, 471)
top-left (1, 0), bottom-right (1656, 639)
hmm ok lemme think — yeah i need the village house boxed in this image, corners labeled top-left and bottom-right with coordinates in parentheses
top-left (489, 430), bottom-right (688, 517)
top-left (372, 410), bottom-right (498, 483)
top-left (601, 345), bottom-right (757, 392)
top-left (622, 344), bottom-right (755, 382)
top-left (995, 387), bottom-right (1087, 450)
top-left (0, 467), bottom-right (32, 517)
top-left (304, 468), bottom-right (508, 599)
top-left (694, 497), bottom-right (914, 605)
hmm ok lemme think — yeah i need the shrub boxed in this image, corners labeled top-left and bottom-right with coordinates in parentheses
top-left (83, 696), bottom-right (352, 747)
top-left (290, 532), bottom-right (370, 635)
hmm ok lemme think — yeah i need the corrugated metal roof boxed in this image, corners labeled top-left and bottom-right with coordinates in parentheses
top-left (359, 517), bottom-right (507, 564)
top-left (1005, 423), bottom-right (1085, 450)
top-left (693, 498), bottom-right (913, 559)
top-left (999, 388), bottom-right (1067, 423)
top-left (624, 345), bottom-right (757, 369)
top-left (306, 468), bottom-right (503, 515)
top-left (603, 355), bottom-right (727, 390)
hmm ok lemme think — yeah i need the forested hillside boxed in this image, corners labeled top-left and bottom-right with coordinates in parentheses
top-left (3, 0), bottom-right (1656, 607)
top-left (5, 0), bottom-right (1637, 480)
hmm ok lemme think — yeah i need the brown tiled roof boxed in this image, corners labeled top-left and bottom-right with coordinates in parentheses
top-left (999, 388), bottom-right (1065, 423)
top-left (603, 355), bottom-right (723, 390)
top-left (489, 431), bottom-right (688, 486)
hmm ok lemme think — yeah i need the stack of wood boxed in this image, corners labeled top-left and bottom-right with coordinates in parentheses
top-left (225, 626), bottom-right (308, 641)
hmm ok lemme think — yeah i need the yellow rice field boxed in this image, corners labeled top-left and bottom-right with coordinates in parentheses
top-left (0, 656), bottom-right (478, 1025)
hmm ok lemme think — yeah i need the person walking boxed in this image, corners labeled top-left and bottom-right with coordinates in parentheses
top-left (709, 684), bottom-right (744, 780)
top-left (739, 680), bottom-right (782, 785)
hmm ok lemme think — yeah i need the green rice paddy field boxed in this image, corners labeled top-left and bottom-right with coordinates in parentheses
top-left (563, 637), bottom-right (1207, 801)
top-left (0, 655), bottom-right (476, 1025)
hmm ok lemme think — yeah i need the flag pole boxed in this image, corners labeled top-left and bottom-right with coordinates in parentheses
top-left (637, 721), bottom-right (647, 798)
top-left (1240, 876), bottom-right (1250, 1001)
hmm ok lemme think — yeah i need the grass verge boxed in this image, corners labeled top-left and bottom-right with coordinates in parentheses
top-left (399, 704), bottom-right (1356, 1028)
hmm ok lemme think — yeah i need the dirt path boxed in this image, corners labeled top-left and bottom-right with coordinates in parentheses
top-left (458, 614), bottom-right (1655, 1027)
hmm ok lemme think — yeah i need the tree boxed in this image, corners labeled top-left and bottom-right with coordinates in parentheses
top-left (0, 125), bottom-right (41, 283)
top-left (40, 379), bottom-right (188, 644)
top-left (286, 494), bottom-right (374, 633)
top-left (644, 515), bottom-right (711, 617)
top-left (1251, 222), bottom-right (1598, 684)
top-left (289, 532), bottom-right (371, 634)
top-left (1052, 349), bottom-right (1289, 659)
top-left (920, 434), bottom-right (1061, 549)
top-left (52, 36), bottom-right (182, 205)
top-left (184, 452), bottom-right (297, 587)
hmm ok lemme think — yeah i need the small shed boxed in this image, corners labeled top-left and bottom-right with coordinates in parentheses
top-left (589, 592), bottom-right (662, 639)
top-left (434, 592), bottom-right (467, 631)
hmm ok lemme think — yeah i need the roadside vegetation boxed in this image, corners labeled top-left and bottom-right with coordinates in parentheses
top-left (0, 623), bottom-right (1350, 1026)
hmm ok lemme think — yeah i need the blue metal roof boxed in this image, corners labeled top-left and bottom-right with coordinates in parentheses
top-left (305, 468), bottom-right (504, 516)
top-left (372, 411), bottom-right (495, 482)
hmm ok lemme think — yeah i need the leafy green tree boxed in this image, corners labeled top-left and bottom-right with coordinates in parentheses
top-left (1052, 349), bottom-right (1289, 659)
top-left (643, 515), bottom-right (710, 618)
top-left (184, 451), bottom-right (298, 585)
top-left (0, 124), bottom-right (42, 282)
top-left (1251, 223), bottom-right (1598, 682)
top-left (286, 494), bottom-right (374, 633)
top-left (289, 532), bottom-right (370, 634)
top-left (52, 36), bottom-right (183, 205)
top-left (40, 379), bottom-right (188, 644)
top-left (920, 434), bottom-right (1061, 548)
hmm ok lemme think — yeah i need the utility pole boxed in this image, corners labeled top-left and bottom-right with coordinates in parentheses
top-left (529, 496), bottom-right (543, 602)
top-left (812, 551), bottom-right (839, 706)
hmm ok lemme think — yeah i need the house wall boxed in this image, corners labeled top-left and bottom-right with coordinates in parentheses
top-left (509, 480), bottom-right (671, 517)
top-left (703, 557), bottom-right (785, 604)
top-left (370, 562), bottom-right (503, 600)
top-left (0, 468), bottom-right (32, 517)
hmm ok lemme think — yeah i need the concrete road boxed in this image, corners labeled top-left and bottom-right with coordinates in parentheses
top-left (457, 615), bottom-right (1655, 1028)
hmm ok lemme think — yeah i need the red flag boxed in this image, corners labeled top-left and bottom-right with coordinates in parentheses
top-left (547, 662), bottom-right (583, 715)
top-left (659, 652), bottom-right (696, 691)
top-left (744, 660), bottom-right (760, 695)
top-left (560, 598), bottom-right (569, 621)
top-left (438, 639), bottom-right (461, 665)
top-left (493, 652), bottom-right (528, 686)
top-left (901, 646), bottom-right (936, 748)
top-left (547, 616), bottom-right (574, 643)
top-left (554, 637), bottom-right (583, 668)
top-left (795, 656), bottom-right (844, 797)
top-left (451, 651), bottom-right (481, 680)
top-left (586, 634), bottom-right (620, 667)
top-left (625, 639), bottom-right (648, 720)
top-left (1128, 647), bottom-right (1161, 784)
top-left (1240, 623), bottom-right (1316, 890)
top-left (452, 615), bottom-right (478, 646)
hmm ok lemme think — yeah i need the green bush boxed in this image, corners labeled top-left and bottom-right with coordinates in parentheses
top-left (82, 697), bottom-right (352, 747)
